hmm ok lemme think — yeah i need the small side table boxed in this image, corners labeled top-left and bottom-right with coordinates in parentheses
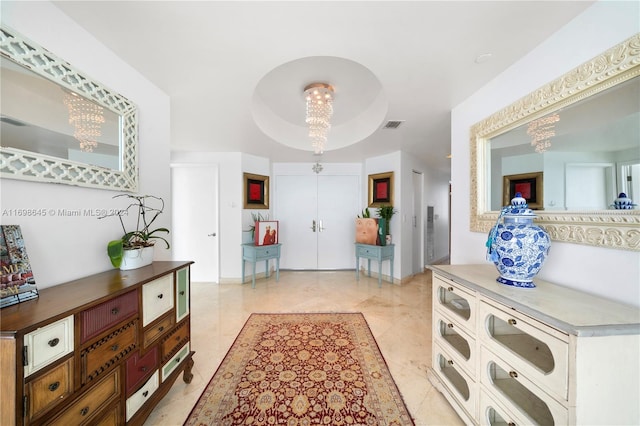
top-left (242, 243), bottom-right (281, 288)
top-left (355, 243), bottom-right (394, 287)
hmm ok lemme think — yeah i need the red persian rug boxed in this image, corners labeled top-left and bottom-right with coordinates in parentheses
top-left (184, 313), bottom-right (414, 425)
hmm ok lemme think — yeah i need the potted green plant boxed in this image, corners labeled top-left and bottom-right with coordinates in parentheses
top-left (376, 204), bottom-right (397, 245)
top-left (244, 212), bottom-right (268, 244)
top-left (100, 194), bottom-right (170, 270)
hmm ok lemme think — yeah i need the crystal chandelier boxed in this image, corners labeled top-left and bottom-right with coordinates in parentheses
top-left (304, 83), bottom-right (334, 155)
top-left (63, 92), bottom-right (105, 152)
top-left (527, 113), bottom-right (560, 153)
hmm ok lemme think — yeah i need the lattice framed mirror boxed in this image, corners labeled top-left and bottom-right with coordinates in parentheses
top-left (0, 26), bottom-right (138, 191)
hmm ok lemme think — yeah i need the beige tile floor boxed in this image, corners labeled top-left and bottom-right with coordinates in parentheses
top-left (144, 269), bottom-right (464, 426)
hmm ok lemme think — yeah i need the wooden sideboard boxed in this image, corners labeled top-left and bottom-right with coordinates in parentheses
top-left (0, 261), bottom-right (194, 426)
top-left (429, 264), bottom-right (640, 425)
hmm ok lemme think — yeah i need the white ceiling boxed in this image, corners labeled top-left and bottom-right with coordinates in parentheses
top-left (52, 1), bottom-right (594, 173)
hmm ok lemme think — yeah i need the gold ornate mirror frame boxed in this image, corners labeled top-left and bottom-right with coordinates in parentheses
top-left (470, 34), bottom-right (640, 251)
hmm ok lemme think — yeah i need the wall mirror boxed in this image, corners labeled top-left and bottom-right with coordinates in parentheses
top-left (0, 26), bottom-right (138, 191)
top-left (471, 34), bottom-right (640, 251)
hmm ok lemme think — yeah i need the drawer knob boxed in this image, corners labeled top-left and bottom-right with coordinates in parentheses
top-left (48, 381), bottom-right (60, 392)
top-left (143, 390), bottom-right (149, 398)
top-left (447, 287), bottom-right (454, 292)
top-left (158, 326), bottom-right (164, 332)
top-left (447, 323), bottom-right (454, 328)
top-left (508, 423), bottom-right (516, 426)
top-left (111, 344), bottom-right (119, 351)
top-left (176, 357), bottom-right (181, 363)
top-left (447, 359), bottom-right (454, 366)
top-left (80, 406), bottom-right (90, 416)
top-left (508, 318), bottom-right (517, 325)
top-left (140, 366), bottom-right (148, 372)
top-left (48, 338), bottom-right (60, 347)
top-left (111, 307), bottom-right (120, 315)
top-left (509, 370), bottom-right (518, 378)
top-left (157, 294), bottom-right (164, 299)
top-left (179, 290), bottom-right (185, 296)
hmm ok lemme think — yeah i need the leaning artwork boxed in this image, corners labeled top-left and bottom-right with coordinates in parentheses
top-left (1, 225), bottom-right (39, 308)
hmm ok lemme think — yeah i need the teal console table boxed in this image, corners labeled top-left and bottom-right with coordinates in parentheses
top-left (355, 243), bottom-right (394, 287)
top-left (242, 243), bottom-right (281, 288)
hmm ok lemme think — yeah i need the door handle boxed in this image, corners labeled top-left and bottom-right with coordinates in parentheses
top-left (318, 220), bottom-right (325, 232)
top-left (208, 232), bottom-right (216, 237)
top-left (311, 220), bottom-right (316, 232)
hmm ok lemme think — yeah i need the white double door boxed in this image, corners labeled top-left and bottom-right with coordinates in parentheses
top-left (274, 168), bottom-right (360, 270)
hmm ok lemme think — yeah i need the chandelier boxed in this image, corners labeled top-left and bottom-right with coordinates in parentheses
top-left (304, 83), bottom-right (334, 154)
top-left (63, 92), bottom-right (105, 152)
top-left (527, 113), bottom-right (560, 153)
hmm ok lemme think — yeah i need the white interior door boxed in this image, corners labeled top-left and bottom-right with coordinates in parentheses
top-left (317, 175), bottom-right (360, 269)
top-left (412, 171), bottom-right (424, 273)
top-left (171, 164), bottom-right (219, 282)
top-left (275, 170), bottom-right (360, 270)
top-left (275, 175), bottom-right (318, 269)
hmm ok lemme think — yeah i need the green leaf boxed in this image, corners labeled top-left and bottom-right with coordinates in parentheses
top-left (107, 239), bottom-right (124, 268)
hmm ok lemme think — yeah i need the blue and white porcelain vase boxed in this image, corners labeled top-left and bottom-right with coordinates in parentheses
top-left (486, 193), bottom-right (550, 288)
top-left (612, 192), bottom-right (636, 209)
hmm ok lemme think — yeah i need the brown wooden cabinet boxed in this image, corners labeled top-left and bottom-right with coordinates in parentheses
top-left (0, 261), bottom-right (194, 426)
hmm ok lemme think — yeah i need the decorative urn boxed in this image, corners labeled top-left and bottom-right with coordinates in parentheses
top-left (486, 192), bottom-right (550, 288)
top-left (612, 192), bottom-right (636, 209)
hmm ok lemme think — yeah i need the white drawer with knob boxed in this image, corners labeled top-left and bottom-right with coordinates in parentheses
top-left (125, 370), bottom-right (159, 421)
top-left (142, 275), bottom-right (174, 326)
top-left (479, 300), bottom-right (568, 401)
top-left (23, 315), bottom-right (74, 377)
top-left (480, 346), bottom-right (568, 425)
top-left (433, 275), bottom-right (476, 334)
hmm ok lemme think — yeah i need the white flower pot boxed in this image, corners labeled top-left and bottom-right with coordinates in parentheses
top-left (120, 246), bottom-right (154, 270)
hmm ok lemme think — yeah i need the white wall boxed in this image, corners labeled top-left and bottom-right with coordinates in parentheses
top-left (451, 1), bottom-right (640, 306)
top-left (0, 2), bottom-right (172, 289)
top-left (365, 151), bottom-right (450, 281)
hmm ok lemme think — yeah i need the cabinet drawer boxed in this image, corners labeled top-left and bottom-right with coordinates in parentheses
top-left (433, 310), bottom-right (476, 378)
top-left (46, 368), bottom-right (120, 426)
top-left (479, 301), bottom-right (568, 401)
top-left (26, 357), bottom-right (74, 422)
top-left (143, 313), bottom-right (174, 348)
top-left (255, 247), bottom-right (279, 260)
top-left (81, 320), bottom-right (137, 384)
top-left (176, 267), bottom-right (190, 323)
top-left (80, 289), bottom-right (139, 343)
top-left (161, 342), bottom-right (190, 382)
top-left (142, 275), bottom-right (174, 327)
top-left (433, 342), bottom-right (477, 419)
top-left (125, 346), bottom-right (159, 396)
top-left (161, 320), bottom-right (189, 361)
top-left (126, 370), bottom-right (159, 422)
top-left (24, 315), bottom-right (74, 377)
top-left (479, 388), bottom-right (522, 426)
top-left (480, 347), bottom-right (568, 426)
top-left (433, 275), bottom-right (476, 333)
top-left (356, 246), bottom-right (376, 257)
top-left (93, 402), bottom-right (120, 426)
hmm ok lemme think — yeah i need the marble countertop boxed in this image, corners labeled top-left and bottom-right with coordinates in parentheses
top-left (429, 264), bottom-right (640, 337)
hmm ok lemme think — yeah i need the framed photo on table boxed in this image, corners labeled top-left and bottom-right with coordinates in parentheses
top-left (243, 173), bottom-right (269, 209)
top-left (368, 171), bottom-right (394, 207)
top-left (255, 221), bottom-right (278, 246)
top-left (503, 172), bottom-right (543, 210)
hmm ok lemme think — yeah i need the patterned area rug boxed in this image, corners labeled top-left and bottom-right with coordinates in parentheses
top-left (185, 313), bottom-right (414, 425)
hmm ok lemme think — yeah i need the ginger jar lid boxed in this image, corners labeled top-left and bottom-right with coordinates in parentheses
top-left (504, 192), bottom-right (536, 218)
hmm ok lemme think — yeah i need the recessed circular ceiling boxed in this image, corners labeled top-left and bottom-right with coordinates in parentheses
top-left (252, 56), bottom-right (388, 153)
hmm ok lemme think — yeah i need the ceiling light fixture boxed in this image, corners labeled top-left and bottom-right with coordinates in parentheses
top-left (304, 83), bottom-right (334, 155)
top-left (527, 113), bottom-right (560, 153)
top-left (63, 92), bottom-right (105, 152)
